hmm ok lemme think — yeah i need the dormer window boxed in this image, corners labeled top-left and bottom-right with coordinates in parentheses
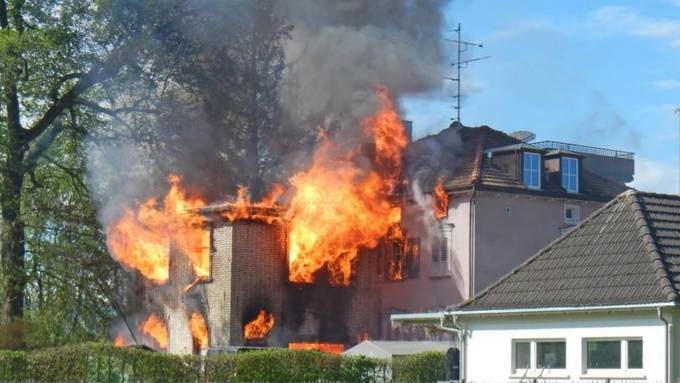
top-left (561, 157), bottom-right (579, 193)
top-left (523, 152), bottom-right (541, 189)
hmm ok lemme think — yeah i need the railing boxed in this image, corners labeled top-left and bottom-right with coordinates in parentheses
top-left (532, 141), bottom-right (634, 160)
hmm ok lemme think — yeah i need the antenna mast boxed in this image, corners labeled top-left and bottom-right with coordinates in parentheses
top-left (444, 23), bottom-right (489, 122)
top-left (676, 107), bottom-right (680, 194)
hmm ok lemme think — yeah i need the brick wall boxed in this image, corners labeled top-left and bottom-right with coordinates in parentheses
top-left (150, 216), bottom-right (382, 353)
top-left (206, 220), bottom-right (287, 347)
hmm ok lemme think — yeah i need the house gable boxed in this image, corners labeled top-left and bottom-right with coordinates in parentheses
top-left (453, 190), bottom-right (680, 311)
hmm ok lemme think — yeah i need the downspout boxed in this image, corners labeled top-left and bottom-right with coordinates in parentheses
top-left (437, 313), bottom-right (466, 382)
top-left (468, 186), bottom-right (476, 299)
top-left (658, 307), bottom-right (672, 383)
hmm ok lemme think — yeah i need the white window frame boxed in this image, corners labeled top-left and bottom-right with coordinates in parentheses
top-left (511, 338), bottom-right (567, 377)
top-left (564, 204), bottom-right (580, 225)
top-left (581, 338), bottom-right (644, 377)
top-left (523, 152), bottom-right (541, 189)
top-left (561, 156), bottom-right (579, 193)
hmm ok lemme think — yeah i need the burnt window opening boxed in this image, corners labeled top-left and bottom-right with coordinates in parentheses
top-left (386, 238), bottom-right (420, 281)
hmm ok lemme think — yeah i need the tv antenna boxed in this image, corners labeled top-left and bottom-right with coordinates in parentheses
top-left (675, 107), bottom-right (680, 194)
top-left (444, 23), bottom-right (489, 122)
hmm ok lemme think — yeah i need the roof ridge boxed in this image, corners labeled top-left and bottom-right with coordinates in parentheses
top-left (633, 190), bottom-right (680, 199)
top-left (627, 191), bottom-right (679, 302)
top-left (452, 190), bottom-right (633, 311)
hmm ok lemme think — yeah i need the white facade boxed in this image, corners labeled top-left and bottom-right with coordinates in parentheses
top-left (457, 307), bottom-right (673, 382)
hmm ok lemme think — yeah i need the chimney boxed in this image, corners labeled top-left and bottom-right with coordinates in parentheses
top-left (402, 120), bottom-right (413, 142)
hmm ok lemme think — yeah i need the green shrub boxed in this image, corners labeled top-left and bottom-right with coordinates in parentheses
top-left (204, 353), bottom-right (237, 381)
top-left (0, 350), bottom-right (27, 381)
top-left (340, 355), bottom-right (389, 382)
top-left (392, 351), bottom-right (445, 383)
top-left (0, 342), bottom-right (435, 382)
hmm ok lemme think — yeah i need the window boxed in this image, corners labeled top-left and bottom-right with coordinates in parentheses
top-left (386, 238), bottom-right (420, 281)
top-left (514, 342), bottom-right (531, 369)
top-left (561, 157), bottom-right (579, 193)
top-left (430, 229), bottom-right (450, 276)
top-left (511, 339), bottom-right (566, 372)
top-left (587, 340), bottom-right (620, 369)
top-left (537, 341), bottom-right (566, 369)
top-left (628, 340), bottom-right (643, 369)
top-left (523, 152), bottom-right (541, 189)
top-left (584, 339), bottom-right (643, 371)
top-left (564, 204), bottom-right (580, 225)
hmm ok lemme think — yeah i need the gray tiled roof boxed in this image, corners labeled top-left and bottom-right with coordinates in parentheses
top-left (453, 190), bottom-right (680, 311)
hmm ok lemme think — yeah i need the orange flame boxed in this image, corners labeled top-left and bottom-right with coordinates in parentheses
top-left (288, 342), bottom-right (344, 354)
top-left (189, 313), bottom-right (209, 349)
top-left (221, 184), bottom-right (284, 224)
top-left (139, 313), bottom-right (168, 349)
top-left (286, 89), bottom-right (409, 285)
top-left (433, 177), bottom-right (448, 220)
top-left (106, 175), bottom-right (209, 283)
top-left (113, 335), bottom-right (126, 347)
top-left (244, 310), bottom-right (276, 340)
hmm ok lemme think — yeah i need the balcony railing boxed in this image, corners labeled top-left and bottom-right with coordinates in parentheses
top-left (532, 140), bottom-right (634, 160)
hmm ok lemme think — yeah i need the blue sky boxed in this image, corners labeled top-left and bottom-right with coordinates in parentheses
top-left (401, 0), bottom-right (680, 193)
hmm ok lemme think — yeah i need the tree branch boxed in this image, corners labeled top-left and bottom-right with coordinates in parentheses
top-left (23, 117), bottom-right (64, 171)
top-left (22, 39), bottom-right (141, 143)
top-left (49, 73), bottom-right (84, 101)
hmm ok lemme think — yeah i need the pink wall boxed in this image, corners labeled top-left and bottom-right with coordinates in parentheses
top-left (472, 192), bottom-right (601, 292)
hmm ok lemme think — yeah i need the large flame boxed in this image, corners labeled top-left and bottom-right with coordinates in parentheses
top-left (433, 177), bottom-right (448, 220)
top-left (288, 342), bottom-right (345, 354)
top-left (140, 313), bottom-right (168, 349)
top-left (286, 89), bottom-right (408, 285)
top-left (243, 309), bottom-right (276, 340)
top-left (106, 175), bottom-right (209, 282)
top-left (189, 313), bottom-right (209, 349)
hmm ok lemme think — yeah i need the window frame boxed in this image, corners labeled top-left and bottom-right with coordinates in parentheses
top-left (561, 156), bottom-right (579, 193)
top-left (511, 338), bottom-right (567, 376)
top-left (429, 225), bottom-right (451, 277)
top-left (563, 204), bottom-right (580, 225)
top-left (523, 152), bottom-right (541, 190)
top-left (582, 338), bottom-right (643, 376)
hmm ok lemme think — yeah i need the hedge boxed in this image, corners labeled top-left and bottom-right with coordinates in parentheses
top-left (392, 352), bottom-right (446, 383)
top-left (0, 343), bottom-right (200, 383)
top-left (0, 343), bottom-right (444, 382)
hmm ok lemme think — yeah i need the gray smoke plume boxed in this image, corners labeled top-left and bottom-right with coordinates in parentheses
top-left (279, 0), bottom-right (450, 136)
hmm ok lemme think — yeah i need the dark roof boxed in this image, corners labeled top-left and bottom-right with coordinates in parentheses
top-left (413, 123), bottom-right (628, 201)
top-left (453, 190), bottom-right (680, 311)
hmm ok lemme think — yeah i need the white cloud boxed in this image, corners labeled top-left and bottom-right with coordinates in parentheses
top-left (629, 157), bottom-right (679, 194)
top-left (588, 6), bottom-right (680, 47)
top-left (652, 79), bottom-right (680, 90)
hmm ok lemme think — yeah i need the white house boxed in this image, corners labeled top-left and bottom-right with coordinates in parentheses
top-left (393, 190), bottom-right (680, 382)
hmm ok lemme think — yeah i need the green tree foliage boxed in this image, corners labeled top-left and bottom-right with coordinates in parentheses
top-left (0, 0), bottom-right (141, 330)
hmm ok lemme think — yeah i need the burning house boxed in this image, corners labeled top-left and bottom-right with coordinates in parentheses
top-left (106, 91), bottom-right (432, 354)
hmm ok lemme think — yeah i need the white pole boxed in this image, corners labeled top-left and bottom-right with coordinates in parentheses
top-left (676, 108), bottom-right (680, 194)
